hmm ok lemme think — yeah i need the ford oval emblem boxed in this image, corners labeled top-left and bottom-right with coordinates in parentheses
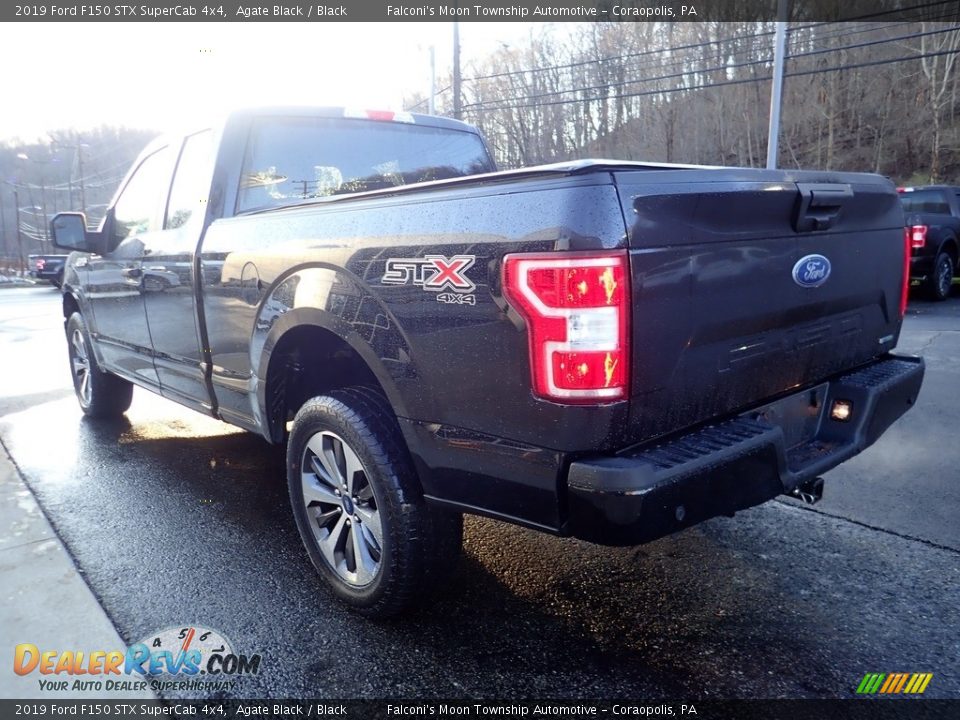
top-left (792, 254), bottom-right (832, 288)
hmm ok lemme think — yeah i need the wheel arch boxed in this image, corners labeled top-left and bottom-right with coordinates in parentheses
top-left (62, 291), bottom-right (81, 320)
top-left (938, 235), bottom-right (958, 268)
top-left (251, 267), bottom-right (414, 444)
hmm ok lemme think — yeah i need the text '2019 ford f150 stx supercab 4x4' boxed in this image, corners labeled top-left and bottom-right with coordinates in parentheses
top-left (50, 107), bottom-right (923, 616)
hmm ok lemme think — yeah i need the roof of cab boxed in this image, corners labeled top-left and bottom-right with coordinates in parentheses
top-left (130, 105), bottom-right (484, 169)
top-left (226, 106), bottom-right (480, 134)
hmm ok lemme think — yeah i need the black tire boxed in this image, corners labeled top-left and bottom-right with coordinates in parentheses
top-left (926, 251), bottom-right (954, 301)
top-left (286, 386), bottom-right (462, 617)
top-left (66, 312), bottom-right (134, 418)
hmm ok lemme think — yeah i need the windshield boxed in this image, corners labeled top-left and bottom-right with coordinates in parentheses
top-left (237, 117), bottom-right (494, 212)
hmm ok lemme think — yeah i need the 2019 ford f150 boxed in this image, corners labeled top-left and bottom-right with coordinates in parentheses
top-left (899, 185), bottom-right (960, 300)
top-left (50, 107), bottom-right (923, 616)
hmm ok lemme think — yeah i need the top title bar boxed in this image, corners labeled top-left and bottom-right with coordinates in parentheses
top-left (6, 0), bottom-right (960, 23)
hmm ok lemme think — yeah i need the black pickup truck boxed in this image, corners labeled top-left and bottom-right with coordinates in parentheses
top-left (27, 253), bottom-right (68, 287)
top-left (898, 185), bottom-right (960, 300)
top-left (51, 107), bottom-right (923, 617)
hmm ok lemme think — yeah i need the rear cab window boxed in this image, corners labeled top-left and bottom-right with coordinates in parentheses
top-left (899, 189), bottom-right (951, 215)
top-left (236, 117), bottom-right (494, 213)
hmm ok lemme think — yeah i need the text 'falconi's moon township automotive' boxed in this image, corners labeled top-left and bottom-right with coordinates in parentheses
top-left (49, 106), bottom-right (923, 617)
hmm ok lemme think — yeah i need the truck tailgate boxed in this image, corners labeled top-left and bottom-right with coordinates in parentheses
top-left (614, 168), bottom-right (906, 444)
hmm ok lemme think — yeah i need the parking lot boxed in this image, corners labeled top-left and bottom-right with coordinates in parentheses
top-left (0, 283), bottom-right (958, 699)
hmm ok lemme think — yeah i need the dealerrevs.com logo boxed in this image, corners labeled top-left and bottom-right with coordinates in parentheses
top-left (14, 625), bottom-right (262, 694)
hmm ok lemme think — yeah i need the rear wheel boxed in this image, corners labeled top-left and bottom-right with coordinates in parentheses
top-left (286, 387), bottom-right (462, 617)
top-left (926, 251), bottom-right (954, 301)
top-left (66, 312), bottom-right (133, 418)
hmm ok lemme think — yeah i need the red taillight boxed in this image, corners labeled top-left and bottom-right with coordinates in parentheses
top-left (900, 228), bottom-right (912, 318)
top-left (502, 251), bottom-right (630, 403)
top-left (35, 258), bottom-right (45, 270)
top-left (908, 224), bottom-right (927, 250)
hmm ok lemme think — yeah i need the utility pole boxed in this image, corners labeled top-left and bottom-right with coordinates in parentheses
top-left (13, 189), bottom-right (24, 275)
top-left (766, 0), bottom-right (789, 169)
top-left (39, 175), bottom-right (49, 253)
top-left (77, 144), bottom-right (86, 214)
top-left (453, 21), bottom-right (462, 120)
top-left (428, 45), bottom-right (436, 115)
top-left (0, 191), bottom-right (6, 263)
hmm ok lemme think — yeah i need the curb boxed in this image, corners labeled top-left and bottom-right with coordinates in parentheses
top-left (0, 443), bottom-right (155, 699)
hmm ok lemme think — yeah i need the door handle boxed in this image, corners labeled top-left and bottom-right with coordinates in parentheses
top-left (122, 268), bottom-right (143, 279)
top-left (145, 265), bottom-right (167, 272)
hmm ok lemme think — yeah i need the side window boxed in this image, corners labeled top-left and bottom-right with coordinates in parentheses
top-left (113, 147), bottom-right (173, 240)
top-left (166, 131), bottom-right (214, 230)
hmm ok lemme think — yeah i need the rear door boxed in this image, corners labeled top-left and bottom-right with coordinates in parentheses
top-left (614, 169), bottom-right (905, 443)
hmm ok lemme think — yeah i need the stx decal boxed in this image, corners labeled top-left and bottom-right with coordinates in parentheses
top-left (426, 256), bottom-right (475, 291)
top-left (382, 255), bottom-right (477, 303)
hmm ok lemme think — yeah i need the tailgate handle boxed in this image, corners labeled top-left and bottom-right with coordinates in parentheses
top-left (794, 183), bottom-right (853, 233)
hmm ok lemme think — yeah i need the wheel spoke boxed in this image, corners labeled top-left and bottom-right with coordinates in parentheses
top-left (301, 470), bottom-right (340, 506)
top-left (72, 331), bottom-right (86, 360)
top-left (350, 522), bottom-right (377, 584)
top-left (79, 370), bottom-right (91, 403)
top-left (307, 454), bottom-right (337, 488)
top-left (308, 435), bottom-right (343, 486)
top-left (332, 438), bottom-right (346, 480)
top-left (311, 506), bottom-right (342, 527)
top-left (318, 513), bottom-right (348, 569)
top-left (355, 505), bottom-right (382, 548)
top-left (342, 445), bottom-right (364, 495)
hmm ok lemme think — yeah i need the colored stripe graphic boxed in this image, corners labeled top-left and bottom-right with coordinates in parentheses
top-left (857, 672), bottom-right (932, 694)
top-left (905, 673), bottom-right (934, 694)
top-left (857, 673), bottom-right (886, 694)
top-left (894, 673), bottom-right (909, 693)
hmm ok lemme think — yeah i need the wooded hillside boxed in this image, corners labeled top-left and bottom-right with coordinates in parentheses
top-left (411, 18), bottom-right (960, 183)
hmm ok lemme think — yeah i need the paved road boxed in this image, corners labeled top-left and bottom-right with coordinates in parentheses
top-left (0, 284), bottom-right (958, 699)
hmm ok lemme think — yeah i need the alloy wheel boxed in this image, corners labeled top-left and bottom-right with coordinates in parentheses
top-left (300, 431), bottom-right (383, 587)
top-left (937, 256), bottom-right (952, 298)
top-left (70, 328), bottom-right (92, 406)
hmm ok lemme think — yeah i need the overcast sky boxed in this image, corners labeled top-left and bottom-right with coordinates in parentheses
top-left (1, 22), bottom-right (540, 142)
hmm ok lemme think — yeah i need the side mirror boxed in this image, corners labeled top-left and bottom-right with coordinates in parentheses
top-left (50, 213), bottom-right (92, 251)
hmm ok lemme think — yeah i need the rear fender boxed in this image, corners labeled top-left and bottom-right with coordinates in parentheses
top-left (250, 266), bottom-right (414, 432)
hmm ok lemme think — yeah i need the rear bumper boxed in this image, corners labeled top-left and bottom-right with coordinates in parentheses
top-left (566, 354), bottom-right (924, 546)
top-left (33, 269), bottom-right (62, 280)
top-left (910, 254), bottom-right (934, 278)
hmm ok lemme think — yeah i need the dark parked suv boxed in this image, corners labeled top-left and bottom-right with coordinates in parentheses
top-left (899, 185), bottom-right (960, 300)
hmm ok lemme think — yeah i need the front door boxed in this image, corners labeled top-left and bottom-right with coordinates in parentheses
top-left (83, 145), bottom-right (174, 387)
top-left (141, 130), bottom-right (216, 413)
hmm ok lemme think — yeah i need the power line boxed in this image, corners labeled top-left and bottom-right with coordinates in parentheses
top-left (461, 26), bottom-right (959, 111)
top-left (462, 0), bottom-right (958, 84)
top-left (463, 47), bottom-right (959, 113)
top-left (460, 20), bottom-right (957, 112)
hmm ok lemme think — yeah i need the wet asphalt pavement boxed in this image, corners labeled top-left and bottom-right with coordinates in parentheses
top-left (0, 284), bottom-right (958, 700)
